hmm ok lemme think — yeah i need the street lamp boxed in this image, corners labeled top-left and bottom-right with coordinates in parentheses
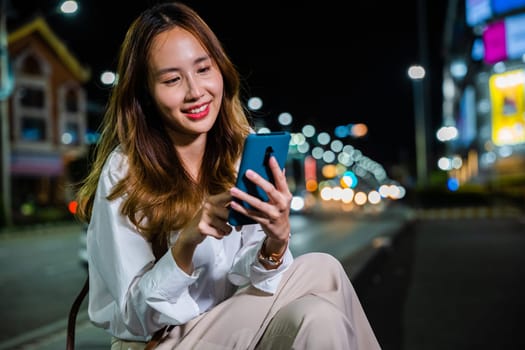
top-left (408, 64), bottom-right (428, 188)
top-left (59, 0), bottom-right (79, 15)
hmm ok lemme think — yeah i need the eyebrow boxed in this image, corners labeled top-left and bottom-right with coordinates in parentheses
top-left (154, 55), bottom-right (211, 77)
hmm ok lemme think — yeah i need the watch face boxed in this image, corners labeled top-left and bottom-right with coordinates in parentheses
top-left (258, 251), bottom-right (283, 268)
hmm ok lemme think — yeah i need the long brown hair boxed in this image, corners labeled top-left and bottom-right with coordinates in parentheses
top-left (76, 2), bottom-right (251, 253)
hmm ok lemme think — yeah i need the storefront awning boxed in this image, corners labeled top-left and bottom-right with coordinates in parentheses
top-left (10, 152), bottom-right (64, 176)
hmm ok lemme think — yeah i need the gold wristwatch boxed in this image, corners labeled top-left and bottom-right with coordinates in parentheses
top-left (258, 239), bottom-right (285, 269)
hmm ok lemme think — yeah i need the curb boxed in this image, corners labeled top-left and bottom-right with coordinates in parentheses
top-left (342, 218), bottom-right (415, 282)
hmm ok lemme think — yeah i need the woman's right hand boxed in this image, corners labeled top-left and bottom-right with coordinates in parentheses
top-left (185, 191), bottom-right (234, 244)
top-left (171, 192), bottom-right (233, 273)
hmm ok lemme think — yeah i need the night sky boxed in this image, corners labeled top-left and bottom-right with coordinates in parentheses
top-left (7, 0), bottom-right (449, 174)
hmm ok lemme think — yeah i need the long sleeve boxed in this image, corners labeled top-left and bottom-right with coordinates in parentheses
top-left (87, 148), bottom-right (201, 340)
top-left (228, 225), bottom-right (293, 293)
top-left (86, 147), bottom-right (294, 342)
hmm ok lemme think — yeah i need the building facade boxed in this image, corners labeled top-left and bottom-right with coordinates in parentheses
top-left (6, 16), bottom-right (90, 223)
top-left (441, 0), bottom-right (525, 197)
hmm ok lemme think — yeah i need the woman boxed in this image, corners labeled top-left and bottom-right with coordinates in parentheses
top-left (76, 2), bottom-right (380, 349)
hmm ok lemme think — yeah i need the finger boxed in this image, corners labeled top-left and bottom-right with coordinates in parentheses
top-left (230, 185), bottom-right (266, 212)
top-left (244, 169), bottom-right (287, 208)
top-left (244, 169), bottom-right (275, 197)
top-left (268, 156), bottom-right (288, 191)
top-left (202, 199), bottom-right (228, 220)
top-left (198, 220), bottom-right (232, 239)
top-left (210, 191), bottom-right (233, 207)
top-left (229, 189), bottom-right (284, 225)
top-left (215, 222), bottom-right (233, 236)
top-left (229, 200), bottom-right (267, 223)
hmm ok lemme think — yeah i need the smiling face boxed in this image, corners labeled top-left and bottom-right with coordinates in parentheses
top-left (147, 26), bottom-right (224, 144)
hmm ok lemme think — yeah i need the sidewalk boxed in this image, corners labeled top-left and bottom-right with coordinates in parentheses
top-left (14, 203), bottom-right (414, 350)
top-left (352, 210), bottom-right (525, 350)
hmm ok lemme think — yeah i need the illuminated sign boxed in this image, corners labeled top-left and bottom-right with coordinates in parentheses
top-left (483, 20), bottom-right (507, 64)
top-left (489, 70), bottom-right (525, 145)
top-left (492, 0), bottom-right (525, 15)
top-left (505, 13), bottom-right (525, 60)
top-left (466, 0), bottom-right (492, 27)
top-left (483, 13), bottom-right (525, 64)
top-left (457, 86), bottom-right (477, 147)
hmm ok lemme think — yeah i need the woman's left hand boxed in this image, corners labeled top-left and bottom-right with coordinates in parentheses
top-left (229, 155), bottom-right (292, 244)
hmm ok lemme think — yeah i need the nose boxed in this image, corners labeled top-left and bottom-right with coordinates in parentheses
top-left (185, 76), bottom-right (203, 100)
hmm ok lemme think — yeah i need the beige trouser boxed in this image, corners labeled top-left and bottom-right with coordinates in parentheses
top-left (111, 252), bottom-right (381, 350)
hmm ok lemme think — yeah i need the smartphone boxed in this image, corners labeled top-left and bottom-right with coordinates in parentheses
top-left (228, 131), bottom-right (291, 226)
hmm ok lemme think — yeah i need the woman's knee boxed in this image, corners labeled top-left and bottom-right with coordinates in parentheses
top-left (272, 295), bottom-right (345, 328)
top-left (294, 252), bottom-right (344, 275)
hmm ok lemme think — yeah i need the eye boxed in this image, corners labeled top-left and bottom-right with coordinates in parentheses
top-left (162, 76), bottom-right (180, 85)
top-left (197, 65), bottom-right (212, 74)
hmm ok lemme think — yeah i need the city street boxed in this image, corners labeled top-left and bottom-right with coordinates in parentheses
top-left (0, 223), bottom-right (87, 345)
top-left (0, 203), bottom-right (410, 349)
top-left (1, 202), bottom-right (524, 349)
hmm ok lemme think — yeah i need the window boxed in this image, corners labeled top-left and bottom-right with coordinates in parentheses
top-left (20, 55), bottom-right (43, 75)
top-left (19, 86), bottom-right (45, 108)
top-left (12, 51), bottom-right (52, 148)
top-left (59, 84), bottom-right (86, 146)
top-left (62, 121), bottom-right (79, 145)
top-left (65, 89), bottom-right (78, 112)
top-left (14, 79), bottom-right (50, 146)
top-left (21, 117), bottom-right (47, 141)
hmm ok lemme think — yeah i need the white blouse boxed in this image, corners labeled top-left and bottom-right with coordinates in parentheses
top-left (86, 147), bottom-right (293, 341)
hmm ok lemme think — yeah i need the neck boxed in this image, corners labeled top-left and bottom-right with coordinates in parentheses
top-left (171, 133), bottom-right (207, 182)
